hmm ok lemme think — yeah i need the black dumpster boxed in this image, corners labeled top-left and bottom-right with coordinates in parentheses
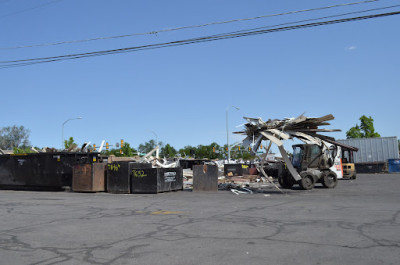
top-left (0, 152), bottom-right (101, 191)
top-left (355, 162), bottom-right (386, 173)
top-left (131, 167), bottom-right (183, 194)
top-left (179, 159), bottom-right (210, 170)
top-left (224, 164), bottom-right (243, 176)
top-left (106, 162), bottom-right (152, 193)
top-left (193, 165), bottom-right (218, 192)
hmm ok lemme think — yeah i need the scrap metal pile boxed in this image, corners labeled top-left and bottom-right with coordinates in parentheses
top-left (236, 114), bottom-right (340, 142)
top-left (108, 145), bottom-right (180, 168)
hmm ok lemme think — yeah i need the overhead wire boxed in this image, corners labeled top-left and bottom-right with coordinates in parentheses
top-left (0, 0), bottom-right (381, 50)
top-left (1, 10), bottom-right (399, 69)
top-left (220, 4), bottom-right (400, 36)
top-left (0, 0), bottom-right (63, 19)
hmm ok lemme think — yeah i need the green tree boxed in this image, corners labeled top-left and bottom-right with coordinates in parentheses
top-left (230, 145), bottom-right (256, 160)
top-left (194, 145), bottom-right (207, 159)
top-left (64, 136), bottom-right (78, 150)
top-left (13, 147), bottom-right (35, 154)
top-left (138, 139), bottom-right (162, 155)
top-left (120, 142), bottom-right (137, 157)
top-left (178, 145), bottom-right (196, 158)
top-left (346, 115), bottom-right (381, 139)
top-left (239, 152), bottom-right (256, 160)
top-left (106, 142), bottom-right (137, 157)
top-left (209, 142), bottom-right (223, 159)
top-left (160, 144), bottom-right (177, 158)
top-left (0, 125), bottom-right (30, 149)
top-left (177, 143), bottom-right (224, 159)
top-left (346, 125), bottom-right (363, 139)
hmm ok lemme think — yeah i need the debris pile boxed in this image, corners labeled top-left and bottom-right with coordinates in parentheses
top-left (109, 145), bottom-right (180, 168)
top-left (236, 114), bottom-right (340, 143)
top-left (233, 113), bottom-right (354, 191)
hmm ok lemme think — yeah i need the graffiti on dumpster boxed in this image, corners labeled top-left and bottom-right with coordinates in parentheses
top-left (164, 172), bottom-right (176, 182)
top-left (108, 164), bottom-right (121, 172)
top-left (132, 170), bottom-right (147, 178)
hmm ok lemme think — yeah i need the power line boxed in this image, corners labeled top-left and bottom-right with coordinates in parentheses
top-left (0, 0), bottom-right (380, 50)
top-left (222, 4), bottom-right (400, 36)
top-left (0, 0), bottom-right (63, 19)
top-left (1, 10), bottom-right (399, 69)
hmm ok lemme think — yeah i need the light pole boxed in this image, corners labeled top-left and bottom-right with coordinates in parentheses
top-left (62, 117), bottom-right (82, 150)
top-left (226, 106), bottom-right (240, 162)
top-left (151, 131), bottom-right (158, 147)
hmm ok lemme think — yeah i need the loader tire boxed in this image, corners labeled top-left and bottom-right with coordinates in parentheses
top-left (299, 174), bottom-right (315, 190)
top-left (278, 175), bottom-right (294, 189)
top-left (322, 172), bottom-right (338, 188)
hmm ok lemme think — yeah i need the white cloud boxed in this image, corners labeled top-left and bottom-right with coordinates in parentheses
top-left (346, 46), bottom-right (357, 50)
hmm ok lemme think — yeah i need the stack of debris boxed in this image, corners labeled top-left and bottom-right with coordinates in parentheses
top-left (138, 146), bottom-right (180, 168)
top-left (236, 114), bottom-right (340, 142)
top-left (183, 168), bottom-right (194, 189)
top-left (232, 113), bottom-right (354, 191)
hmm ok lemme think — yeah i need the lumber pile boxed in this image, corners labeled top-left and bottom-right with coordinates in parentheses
top-left (234, 114), bottom-right (341, 141)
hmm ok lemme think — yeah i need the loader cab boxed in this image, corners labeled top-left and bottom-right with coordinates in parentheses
top-left (292, 144), bottom-right (323, 171)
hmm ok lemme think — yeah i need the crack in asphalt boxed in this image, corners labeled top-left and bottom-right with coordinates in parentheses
top-left (1, 199), bottom-right (399, 264)
top-left (1, 176), bottom-right (400, 265)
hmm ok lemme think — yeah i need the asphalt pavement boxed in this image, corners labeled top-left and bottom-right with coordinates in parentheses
top-left (1, 173), bottom-right (399, 265)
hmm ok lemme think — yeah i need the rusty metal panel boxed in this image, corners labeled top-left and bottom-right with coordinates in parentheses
top-left (193, 165), bottom-right (218, 192)
top-left (73, 163), bottom-right (106, 192)
top-left (72, 164), bottom-right (92, 192)
top-left (92, 163), bottom-right (106, 192)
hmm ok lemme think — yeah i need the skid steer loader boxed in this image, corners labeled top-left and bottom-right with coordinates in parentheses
top-left (237, 114), bottom-right (358, 190)
top-left (277, 142), bottom-right (342, 190)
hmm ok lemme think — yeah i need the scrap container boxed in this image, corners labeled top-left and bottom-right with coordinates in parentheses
top-left (193, 165), bottom-right (218, 192)
top-left (106, 162), bottom-right (152, 193)
top-left (72, 163), bottom-right (107, 192)
top-left (179, 159), bottom-right (209, 170)
top-left (224, 164), bottom-right (243, 176)
top-left (0, 152), bottom-right (100, 191)
top-left (130, 167), bottom-right (183, 194)
top-left (355, 162), bottom-right (386, 174)
top-left (388, 159), bottom-right (400, 173)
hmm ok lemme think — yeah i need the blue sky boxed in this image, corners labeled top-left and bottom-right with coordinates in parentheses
top-left (1, 0), bottom-right (399, 152)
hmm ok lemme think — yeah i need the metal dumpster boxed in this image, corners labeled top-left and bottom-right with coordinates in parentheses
top-left (72, 163), bottom-right (107, 192)
top-left (224, 164), bottom-right (243, 176)
top-left (388, 159), bottom-right (400, 173)
top-left (193, 165), bottom-right (218, 192)
top-left (179, 159), bottom-right (210, 170)
top-left (106, 162), bottom-right (152, 193)
top-left (130, 167), bottom-right (183, 194)
top-left (355, 162), bottom-right (386, 174)
top-left (0, 152), bottom-right (101, 191)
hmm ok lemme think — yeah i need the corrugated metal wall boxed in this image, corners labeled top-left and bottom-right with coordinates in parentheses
top-left (337, 137), bottom-right (399, 163)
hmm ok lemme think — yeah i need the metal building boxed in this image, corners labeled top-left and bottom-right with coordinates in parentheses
top-left (337, 136), bottom-right (399, 163)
